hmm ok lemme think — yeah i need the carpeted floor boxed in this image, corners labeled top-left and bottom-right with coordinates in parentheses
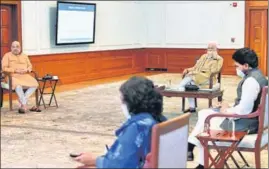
top-left (1, 73), bottom-right (268, 168)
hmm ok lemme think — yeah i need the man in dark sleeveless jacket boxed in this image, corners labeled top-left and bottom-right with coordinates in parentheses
top-left (187, 48), bottom-right (268, 169)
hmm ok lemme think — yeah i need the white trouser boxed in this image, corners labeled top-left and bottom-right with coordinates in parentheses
top-left (188, 109), bottom-right (226, 165)
top-left (15, 85), bottom-right (37, 106)
top-left (178, 76), bottom-right (196, 108)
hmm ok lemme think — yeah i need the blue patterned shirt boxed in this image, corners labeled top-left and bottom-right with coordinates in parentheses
top-left (96, 113), bottom-right (166, 168)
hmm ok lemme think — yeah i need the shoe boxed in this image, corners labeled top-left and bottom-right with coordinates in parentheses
top-left (195, 164), bottom-right (204, 169)
top-left (183, 108), bottom-right (196, 113)
top-left (29, 106), bottom-right (42, 112)
top-left (18, 108), bottom-right (25, 114)
top-left (187, 151), bottom-right (194, 161)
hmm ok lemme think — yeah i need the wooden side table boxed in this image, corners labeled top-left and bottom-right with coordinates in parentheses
top-left (196, 130), bottom-right (246, 168)
top-left (37, 78), bottom-right (59, 109)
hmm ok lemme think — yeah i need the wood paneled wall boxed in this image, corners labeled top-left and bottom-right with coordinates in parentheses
top-left (29, 49), bottom-right (146, 84)
top-left (144, 48), bottom-right (236, 75)
top-left (29, 48), bottom-right (236, 85)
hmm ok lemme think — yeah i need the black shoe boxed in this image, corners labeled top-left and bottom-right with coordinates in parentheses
top-left (195, 164), bottom-right (204, 169)
top-left (183, 108), bottom-right (196, 113)
top-left (18, 108), bottom-right (25, 114)
top-left (187, 151), bottom-right (194, 161)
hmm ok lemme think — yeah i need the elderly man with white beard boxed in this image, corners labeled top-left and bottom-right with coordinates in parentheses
top-left (179, 42), bottom-right (223, 113)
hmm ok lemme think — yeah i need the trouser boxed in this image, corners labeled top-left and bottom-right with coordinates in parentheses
top-left (15, 85), bottom-right (37, 106)
top-left (178, 76), bottom-right (196, 108)
top-left (188, 109), bottom-right (226, 165)
top-left (0, 86), bottom-right (3, 108)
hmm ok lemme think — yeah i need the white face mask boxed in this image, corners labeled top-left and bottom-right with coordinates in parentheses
top-left (207, 51), bottom-right (213, 57)
top-left (236, 68), bottom-right (245, 78)
top-left (121, 104), bottom-right (131, 119)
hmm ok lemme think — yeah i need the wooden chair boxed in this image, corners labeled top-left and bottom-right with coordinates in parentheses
top-left (144, 113), bottom-right (191, 168)
top-left (0, 76), bottom-right (3, 111)
top-left (204, 86), bottom-right (268, 168)
top-left (1, 71), bottom-right (39, 111)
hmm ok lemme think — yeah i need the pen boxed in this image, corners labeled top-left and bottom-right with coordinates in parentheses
top-left (105, 144), bottom-right (109, 151)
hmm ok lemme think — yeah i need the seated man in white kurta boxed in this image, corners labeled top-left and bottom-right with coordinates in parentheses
top-left (187, 48), bottom-right (268, 169)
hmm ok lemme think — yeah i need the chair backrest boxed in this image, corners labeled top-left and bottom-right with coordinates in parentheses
top-left (150, 113), bottom-right (191, 168)
top-left (217, 70), bottom-right (222, 84)
top-left (253, 86), bottom-right (268, 148)
top-left (264, 95), bottom-right (268, 128)
top-left (257, 86), bottom-right (268, 130)
top-left (262, 88), bottom-right (268, 128)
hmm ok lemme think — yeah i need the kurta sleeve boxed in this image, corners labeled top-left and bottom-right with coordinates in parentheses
top-left (226, 77), bottom-right (260, 115)
top-left (188, 54), bottom-right (206, 72)
top-left (1, 54), bottom-right (15, 73)
top-left (210, 56), bottom-right (223, 73)
top-left (25, 55), bottom-right (33, 72)
top-left (96, 123), bottom-right (145, 168)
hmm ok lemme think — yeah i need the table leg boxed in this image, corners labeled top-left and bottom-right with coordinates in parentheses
top-left (230, 155), bottom-right (240, 169)
top-left (199, 139), bottom-right (218, 168)
top-left (182, 97), bottom-right (185, 112)
top-left (209, 152), bottom-right (230, 168)
top-left (48, 80), bottom-right (58, 107)
top-left (218, 95), bottom-right (223, 102)
top-left (35, 90), bottom-right (39, 108)
top-left (38, 80), bottom-right (47, 109)
top-left (211, 141), bottom-right (241, 169)
top-left (208, 99), bottom-right (212, 108)
top-left (237, 151), bottom-right (249, 167)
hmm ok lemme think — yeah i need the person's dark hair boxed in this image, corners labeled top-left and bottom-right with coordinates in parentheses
top-left (232, 47), bottom-right (258, 68)
top-left (119, 76), bottom-right (163, 122)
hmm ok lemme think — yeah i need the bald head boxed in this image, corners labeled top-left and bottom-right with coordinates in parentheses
top-left (11, 41), bottom-right (21, 55)
top-left (208, 42), bottom-right (218, 50)
top-left (207, 41), bottom-right (218, 58)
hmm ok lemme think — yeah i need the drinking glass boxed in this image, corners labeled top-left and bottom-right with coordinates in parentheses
top-left (228, 119), bottom-right (235, 138)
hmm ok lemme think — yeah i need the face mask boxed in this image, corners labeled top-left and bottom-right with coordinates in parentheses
top-left (236, 68), bottom-right (245, 78)
top-left (207, 51), bottom-right (214, 58)
top-left (207, 51), bottom-right (212, 55)
top-left (121, 104), bottom-right (131, 119)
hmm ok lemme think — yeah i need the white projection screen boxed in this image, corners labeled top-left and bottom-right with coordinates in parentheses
top-left (56, 1), bottom-right (96, 45)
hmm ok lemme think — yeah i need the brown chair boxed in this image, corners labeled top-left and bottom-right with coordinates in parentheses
top-left (204, 86), bottom-right (268, 168)
top-left (182, 70), bottom-right (222, 112)
top-left (0, 76), bottom-right (3, 111)
top-left (144, 113), bottom-right (191, 168)
top-left (1, 71), bottom-right (39, 111)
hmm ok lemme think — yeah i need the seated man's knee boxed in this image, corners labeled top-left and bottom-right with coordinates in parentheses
top-left (197, 109), bottom-right (215, 122)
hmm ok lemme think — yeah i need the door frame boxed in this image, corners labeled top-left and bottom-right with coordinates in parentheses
top-left (0, 1), bottom-right (22, 46)
top-left (245, 1), bottom-right (268, 75)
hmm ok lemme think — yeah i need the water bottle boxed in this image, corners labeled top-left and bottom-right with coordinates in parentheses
top-left (228, 119), bottom-right (235, 138)
top-left (203, 123), bottom-right (210, 136)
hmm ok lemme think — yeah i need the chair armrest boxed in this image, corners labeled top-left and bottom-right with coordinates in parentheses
top-left (0, 71), bottom-right (4, 80)
top-left (209, 71), bottom-right (220, 79)
top-left (30, 70), bottom-right (39, 79)
top-left (209, 71), bottom-right (221, 89)
top-left (204, 111), bottom-right (260, 129)
top-left (1, 71), bottom-right (12, 91)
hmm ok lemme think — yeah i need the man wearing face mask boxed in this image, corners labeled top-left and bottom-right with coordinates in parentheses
top-left (2, 41), bottom-right (39, 113)
top-left (187, 47), bottom-right (268, 169)
top-left (179, 42), bottom-right (223, 113)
